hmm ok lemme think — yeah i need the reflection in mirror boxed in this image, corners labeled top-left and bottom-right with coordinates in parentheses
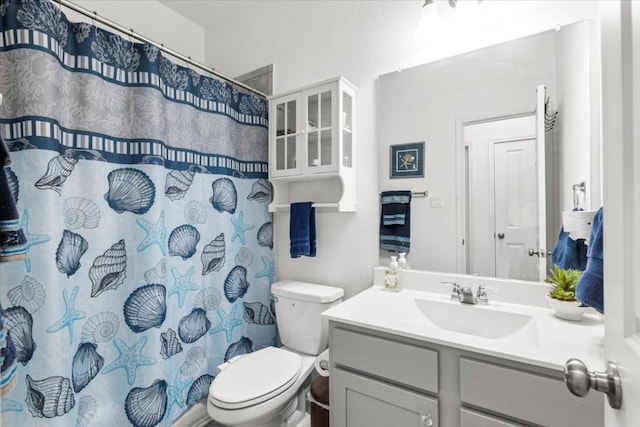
top-left (378, 20), bottom-right (601, 282)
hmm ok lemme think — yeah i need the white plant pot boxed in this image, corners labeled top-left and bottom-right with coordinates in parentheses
top-left (545, 295), bottom-right (589, 321)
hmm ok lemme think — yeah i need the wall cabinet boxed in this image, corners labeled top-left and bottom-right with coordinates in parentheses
top-left (329, 322), bottom-right (603, 427)
top-left (268, 76), bottom-right (356, 212)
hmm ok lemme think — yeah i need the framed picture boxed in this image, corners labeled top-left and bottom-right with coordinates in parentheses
top-left (390, 142), bottom-right (424, 178)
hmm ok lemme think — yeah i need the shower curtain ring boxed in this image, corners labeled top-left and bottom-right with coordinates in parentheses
top-left (91, 12), bottom-right (98, 38)
top-left (128, 31), bottom-right (136, 56)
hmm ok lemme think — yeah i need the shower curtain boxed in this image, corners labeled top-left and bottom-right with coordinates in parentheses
top-left (0, 0), bottom-right (276, 425)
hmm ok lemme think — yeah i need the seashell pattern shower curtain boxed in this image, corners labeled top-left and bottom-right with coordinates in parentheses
top-left (0, 0), bottom-right (276, 425)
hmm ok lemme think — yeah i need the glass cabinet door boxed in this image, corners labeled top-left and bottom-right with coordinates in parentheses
top-left (273, 96), bottom-right (298, 175)
top-left (304, 85), bottom-right (336, 173)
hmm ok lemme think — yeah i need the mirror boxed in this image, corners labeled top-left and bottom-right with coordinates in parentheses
top-left (378, 20), bottom-right (601, 281)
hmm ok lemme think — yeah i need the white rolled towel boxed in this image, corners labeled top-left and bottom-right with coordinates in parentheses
top-left (314, 348), bottom-right (330, 377)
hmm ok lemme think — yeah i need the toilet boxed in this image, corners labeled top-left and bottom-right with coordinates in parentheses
top-left (207, 280), bottom-right (344, 427)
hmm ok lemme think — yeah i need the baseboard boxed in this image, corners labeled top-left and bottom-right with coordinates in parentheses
top-left (172, 399), bottom-right (218, 427)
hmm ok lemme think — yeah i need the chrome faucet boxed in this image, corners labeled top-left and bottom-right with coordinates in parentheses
top-left (441, 281), bottom-right (497, 305)
top-left (441, 281), bottom-right (462, 301)
top-left (459, 286), bottom-right (476, 304)
top-left (475, 285), bottom-right (493, 304)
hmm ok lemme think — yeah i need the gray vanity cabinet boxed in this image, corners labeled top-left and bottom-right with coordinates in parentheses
top-left (333, 368), bottom-right (438, 427)
top-left (329, 322), bottom-right (603, 427)
top-left (331, 326), bottom-right (439, 427)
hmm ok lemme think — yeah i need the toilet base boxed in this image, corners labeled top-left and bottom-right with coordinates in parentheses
top-left (210, 378), bottom-right (312, 427)
top-left (208, 349), bottom-right (315, 427)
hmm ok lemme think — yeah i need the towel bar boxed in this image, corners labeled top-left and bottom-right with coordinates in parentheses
top-left (379, 191), bottom-right (428, 197)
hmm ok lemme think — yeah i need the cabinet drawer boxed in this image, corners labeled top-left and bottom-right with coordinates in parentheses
top-left (460, 408), bottom-right (525, 427)
top-left (332, 327), bottom-right (438, 393)
top-left (332, 367), bottom-right (438, 427)
top-left (459, 357), bottom-right (603, 426)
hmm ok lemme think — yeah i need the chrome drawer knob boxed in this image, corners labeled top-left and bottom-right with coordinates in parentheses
top-left (564, 358), bottom-right (622, 409)
top-left (421, 413), bottom-right (433, 426)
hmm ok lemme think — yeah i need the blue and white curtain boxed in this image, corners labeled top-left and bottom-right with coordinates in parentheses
top-left (0, 0), bottom-right (276, 425)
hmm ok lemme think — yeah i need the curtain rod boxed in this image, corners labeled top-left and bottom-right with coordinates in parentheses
top-left (50, 0), bottom-right (267, 98)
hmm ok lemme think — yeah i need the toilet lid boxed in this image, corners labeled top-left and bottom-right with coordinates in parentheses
top-left (210, 346), bottom-right (302, 409)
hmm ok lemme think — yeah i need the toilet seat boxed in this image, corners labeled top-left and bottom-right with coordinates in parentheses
top-left (209, 346), bottom-right (302, 410)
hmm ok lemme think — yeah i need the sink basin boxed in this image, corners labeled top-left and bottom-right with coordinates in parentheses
top-left (414, 298), bottom-right (539, 342)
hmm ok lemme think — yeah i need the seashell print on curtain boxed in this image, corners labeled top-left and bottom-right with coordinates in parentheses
top-left (0, 0), bottom-right (274, 425)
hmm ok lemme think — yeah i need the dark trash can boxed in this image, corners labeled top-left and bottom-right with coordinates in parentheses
top-left (309, 376), bottom-right (330, 427)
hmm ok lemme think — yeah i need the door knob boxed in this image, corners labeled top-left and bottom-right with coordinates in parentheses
top-left (564, 358), bottom-right (622, 409)
top-left (497, 232), bottom-right (505, 239)
top-left (528, 248), bottom-right (551, 257)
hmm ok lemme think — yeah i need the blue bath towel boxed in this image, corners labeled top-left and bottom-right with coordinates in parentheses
top-left (290, 202), bottom-right (316, 258)
top-left (380, 191), bottom-right (411, 252)
top-left (576, 207), bottom-right (603, 313)
top-left (551, 211), bottom-right (588, 271)
top-left (0, 135), bottom-right (27, 262)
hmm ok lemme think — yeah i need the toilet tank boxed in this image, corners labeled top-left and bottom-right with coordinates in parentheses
top-left (271, 280), bottom-right (344, 355)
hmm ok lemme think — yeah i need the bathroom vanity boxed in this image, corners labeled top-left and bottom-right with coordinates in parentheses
top-left (323, 269), bottom-right (605, 427)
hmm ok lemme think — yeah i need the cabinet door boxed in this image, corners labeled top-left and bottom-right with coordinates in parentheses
top-left (270, 92), bottom-right (301, 177)
top-left (332, 367), bottom-right (438, 427)
top-left (302, 83), bottom-right (338, 174)
top-left (341, 88), bottom-right (354, 169)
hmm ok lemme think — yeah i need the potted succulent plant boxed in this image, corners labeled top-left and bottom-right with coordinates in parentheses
top-left (545, 265), bottom-right (588, 321)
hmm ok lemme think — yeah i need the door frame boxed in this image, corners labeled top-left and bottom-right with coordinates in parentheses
top-left (601, 0), bottom-right (640, 424)
top-left (455, 110), bottom-right (535, 276)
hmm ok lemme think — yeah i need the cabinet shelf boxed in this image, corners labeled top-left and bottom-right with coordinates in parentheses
top-left (271, 202), bottom-right (340, 210)
top-left (268, 174), bottom-right (355, 212)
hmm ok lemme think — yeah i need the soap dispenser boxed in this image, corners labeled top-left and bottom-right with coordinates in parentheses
top-left (385, 256), bottom-right (400, 291)
top-left (398, 252), bottom-right (410, 270)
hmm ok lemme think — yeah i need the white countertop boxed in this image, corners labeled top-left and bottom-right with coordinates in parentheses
top-left (323, 270), bottom-right (605, 372)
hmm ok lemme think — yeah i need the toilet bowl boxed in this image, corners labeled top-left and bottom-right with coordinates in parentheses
top-left (208, 346), bottom-right (315, 427)
top-left (207, 280), bottom-right (344, 427)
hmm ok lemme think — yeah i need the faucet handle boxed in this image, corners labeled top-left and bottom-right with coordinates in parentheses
top-left (441, 281), bottom-right (462, 300)
top-left (476, 285), bottom-right (499, 304)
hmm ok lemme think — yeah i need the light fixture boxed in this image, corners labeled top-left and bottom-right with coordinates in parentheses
top-left (416, 0), bottom-right (440, 37)
top-left (423, 0), bottom-right (457, 9)
top-left (416, 0), bottom-right (482, 38)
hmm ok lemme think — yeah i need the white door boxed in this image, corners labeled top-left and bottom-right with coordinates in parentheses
top-left (599, 1), bottom-right (639, 424)
top-left (464, 115), bottom-right (539, 280)
top-left (493, 137), bottom-right (538, 281)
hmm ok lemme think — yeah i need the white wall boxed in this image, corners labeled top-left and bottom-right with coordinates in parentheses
top-left (156, 0), bottom-right (600, 298)
top-left (189, 0), bottom-right (600, 298)
top-left (557, 20), bottom-right (601, 213)
top-left (66, 0), bottom-right (205, 64)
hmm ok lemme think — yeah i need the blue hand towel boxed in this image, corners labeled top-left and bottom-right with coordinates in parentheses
top-left (381, 192), bottom-right (411, 225)
top-left (576, 207), bottom-right (603, 313)
top-left (290, 202), bottom-right (316, 258)
top-left (379, 191), bottom-right (411, 252)
top-left (0, 135), bottom-right (27, 262)
top-left (551, 210), bottom-right (588, 271)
